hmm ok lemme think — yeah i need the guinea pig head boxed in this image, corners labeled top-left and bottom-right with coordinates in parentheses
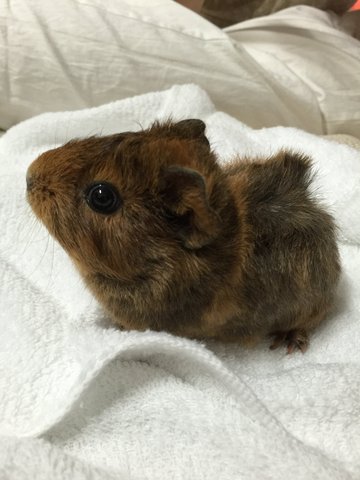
top-left (26, 120), bottom-right (227, 286)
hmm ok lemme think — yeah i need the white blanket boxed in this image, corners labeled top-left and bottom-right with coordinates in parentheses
top-left (1, 85), bottom-right (360, 480)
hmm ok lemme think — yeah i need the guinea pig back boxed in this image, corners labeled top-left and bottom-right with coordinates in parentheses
top-left (27, 119), bottom-right (340, 353)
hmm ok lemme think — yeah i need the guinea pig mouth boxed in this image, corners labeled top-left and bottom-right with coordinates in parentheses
top-left (27, 179), bottom-right (56, 206)
top-left (26, 167), bottom-right (58, 198)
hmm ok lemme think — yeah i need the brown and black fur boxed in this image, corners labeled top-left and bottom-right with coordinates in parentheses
top-left (26, 119), bottom-right (340, 352)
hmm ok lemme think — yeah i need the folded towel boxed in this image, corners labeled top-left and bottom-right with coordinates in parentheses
top-left (1, 84), bottom-right (360, 480)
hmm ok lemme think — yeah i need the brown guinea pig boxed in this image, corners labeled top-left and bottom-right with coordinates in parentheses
top-left (26, 119), bottom-right (340, 353)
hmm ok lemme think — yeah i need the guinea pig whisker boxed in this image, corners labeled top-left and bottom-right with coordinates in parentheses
top-left (18, 222), bottom-right (38, 253)
top-left (43, 237), bottom-right (56, 292)
top-left (16, 209), bottom-right (45, 256)
top-left (26, 231), bottom-right (52, 280)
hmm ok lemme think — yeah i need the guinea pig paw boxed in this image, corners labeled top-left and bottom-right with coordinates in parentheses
top-left (269, 329), bottom-right (309, 354)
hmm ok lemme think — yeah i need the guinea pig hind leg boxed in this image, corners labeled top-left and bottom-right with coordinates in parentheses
top-left (268, 307), bottom-right (330, 354)
top-left (269, 329), bottom-right (309, 355)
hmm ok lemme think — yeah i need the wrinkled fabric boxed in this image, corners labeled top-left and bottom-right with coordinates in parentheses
top-left (227, 6), bottom-right (360, 136)
top-left (1, 0), bottom-right (359, 134)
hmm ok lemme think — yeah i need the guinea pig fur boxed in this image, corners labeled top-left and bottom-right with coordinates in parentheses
top-left (26, 119), bottom-right (340, 353)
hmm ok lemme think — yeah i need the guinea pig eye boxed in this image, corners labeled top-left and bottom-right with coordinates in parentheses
top-left (85, 182), bottom-right (121, 214)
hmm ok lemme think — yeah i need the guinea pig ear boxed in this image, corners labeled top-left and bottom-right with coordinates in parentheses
top-left (173, 119), bottom-right (210, 147)
top-left (159, 166), bottom-right (220, 249)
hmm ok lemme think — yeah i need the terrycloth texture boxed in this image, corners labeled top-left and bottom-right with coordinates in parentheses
top-left (1, 84), bottom-right (360, 479)
top-left (0, 436), bottom-right (122, 480)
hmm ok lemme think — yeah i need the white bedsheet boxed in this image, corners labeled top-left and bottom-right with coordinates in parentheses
top-left (1, 85), bottom-right (360, 479)
top-left (1, 1), bottom-right (360, 136)
top-left (227, 6), bottom-right (360, 137)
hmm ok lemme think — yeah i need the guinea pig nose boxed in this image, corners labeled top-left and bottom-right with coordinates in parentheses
top-left (26, 173), bottom-right (35, 191)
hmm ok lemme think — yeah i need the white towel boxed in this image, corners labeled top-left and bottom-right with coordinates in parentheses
top-left (1, 84), bottom-right (360, 480)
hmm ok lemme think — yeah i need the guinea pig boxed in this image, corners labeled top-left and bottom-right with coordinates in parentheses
top-left (26, 119), bottom-right (340, 353)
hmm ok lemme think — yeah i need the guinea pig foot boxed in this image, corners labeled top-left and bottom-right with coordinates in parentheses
top-left (269, 329), bottom-right (309, 354)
